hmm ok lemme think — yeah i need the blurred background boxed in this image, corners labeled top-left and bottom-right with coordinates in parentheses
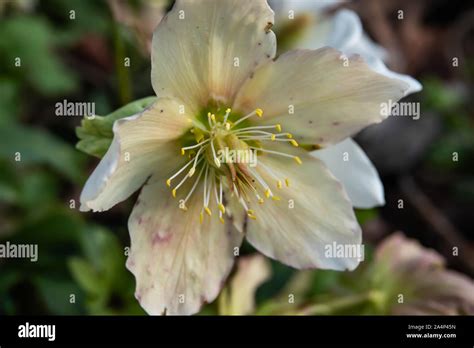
top-left (0, 0), bottom-right (473, 315)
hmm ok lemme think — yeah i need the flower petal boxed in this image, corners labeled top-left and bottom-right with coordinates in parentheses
top-left (233, 47), bottom-right (410, 146)
top-left (375, 233), bottom-right (474, 315)
top-left (80, 98), bottom-right (190, 212)
top-left (126, 177), bottom-right (243, 315)
top-left (365, 58), bottom-right (422, 96)
top-left (327, 10), bottom-right (422, 96)
top-left (244, 145), bottom-right (362, 271)
top-left (311, 138), bottom-right (385, 209)
top-left (271, 0), bottom-right (336, 13)
top-left (220, 254), bottom-right (271, 315)
top-left (151, 0), bottom-right (276, 112)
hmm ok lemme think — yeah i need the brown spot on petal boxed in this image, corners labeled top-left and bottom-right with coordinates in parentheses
top-left (264, 22), bottom-right (273, 33)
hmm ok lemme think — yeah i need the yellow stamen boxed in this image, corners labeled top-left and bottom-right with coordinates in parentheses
top-left (218, 203), bottom-right (226, 214)
top-left (248, 214), bottom-right (257, 220)
top-left (275, 124), bottom-right (282, 132)
top-left (255, 108), bottom-right (263, 117)
top-left (272, 196), bottom-right (281, 201)
top-left (294, 156), bottom-right (302, 165)
top-left (225, 122), bottom-right (231, 130)
top-left (181, 148), bottom-right (185, 155)
top-left (226, 108), bottom-right (231, 113)
top-left (258, 198), bottom-right (265, 204)
top-left (247, 209), bottom-right (255, 215)
top-left (166, 179), bottom-right (171, 187)
top-left (264, 189), bottom-right (271, 198)
top-left (188, 167), bottom-right (196, 177)
top-left (200, 212), bottom-right (204, 224)
top-left (285, 178), bottom-right (290, 187)
top-left (219, 216), bottom-right (225, 224)
top-left (290, 139), bottom-right (299, 147)
top-left (205, 207), bottom-right (212, 216)
top-left (286, 133), bottom-right (293, 139)
top-left (172, 189), bottom-right (177, 198)
top-left (271, 134), bottom-right (276, 141)
top-left (277, 180), bottom-right (282, 189)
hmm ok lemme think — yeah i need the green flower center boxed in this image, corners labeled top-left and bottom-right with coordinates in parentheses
top-left (166, 106), bottom-right (302, 223)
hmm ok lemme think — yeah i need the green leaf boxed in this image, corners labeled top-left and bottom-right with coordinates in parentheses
top-left (0, 123), bottom-right (85, 183)
top-left (0, 78), bottom-right (20, 125)
top-left (69, 257), bottom-right (103, 296)
top-left (0, 15), bottom-right (79, 95)
top-left (355, 208), bottom-right (379, 225)
top-left (34, 277), bottom-right (84, 315)
top-left (76, 96), bottom-right (157, 158)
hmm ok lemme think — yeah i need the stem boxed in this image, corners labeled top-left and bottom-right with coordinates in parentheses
top-left (295, 291), bottom-right (378, 315)
top-left (111, 15), bottom-right (132, 104)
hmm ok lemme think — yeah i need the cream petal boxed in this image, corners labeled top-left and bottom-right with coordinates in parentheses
top-left (328, 10), bottom-right (422, 96)
top-left (244, 145), bottom-right (362, 271)
top-left (126, 175), bottom-right (243, 315)
top-left (220, 254), bottom-right (271, 315)
top-left (233, 47), bottom-right (410, 146)
top-left (80, 98), bottom-right (191, 212)
top-left (271, 0), bottom-right (336, 13)
top-left (151, 0), bottom-right (276, 113)
top-left (365, 58), bottom-right (422, 96)
top-left (325, 9), bottom-right (384, 59)
top-left (311, 138), bottom-right (385, 209)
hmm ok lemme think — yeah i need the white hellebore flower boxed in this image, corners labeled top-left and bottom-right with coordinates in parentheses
top-left (80, 0), bottom-right (410, 315)
top-left (271, 0), bottom-right (422, 208)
